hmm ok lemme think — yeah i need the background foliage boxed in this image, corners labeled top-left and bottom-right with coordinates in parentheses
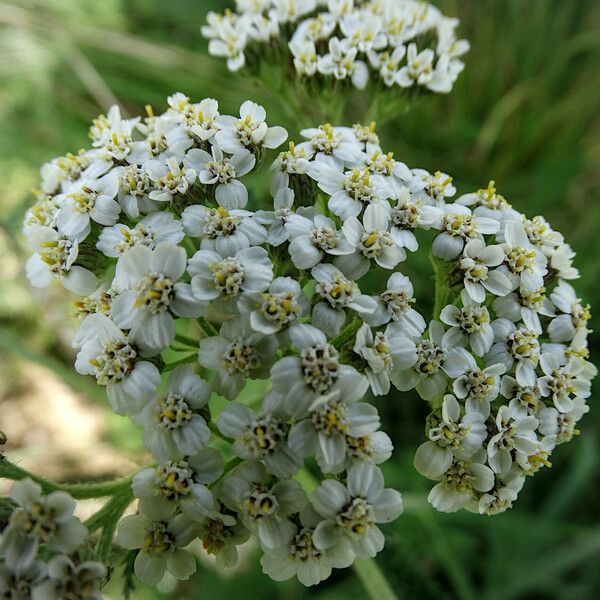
top-left (1, 1), bottom-right (599, 598)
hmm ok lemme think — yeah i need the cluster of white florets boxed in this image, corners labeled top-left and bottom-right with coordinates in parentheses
top-left (0, 479), bottom-right (106, 599)
top-left (13, 94), bottom-right (595, 589)
top-left (202, 0), bottom-right (469, 92)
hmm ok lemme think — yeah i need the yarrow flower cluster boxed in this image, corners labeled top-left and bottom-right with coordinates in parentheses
top-left (203, 0), bottom-right (469, 93)
top-left (9, 93), bottom-right (594, 593)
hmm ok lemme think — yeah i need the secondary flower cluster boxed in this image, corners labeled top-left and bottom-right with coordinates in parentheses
top-left (0, 478), bottom-right (106, 599)
top-left (202, 0), bottom-right (469, 92)
top-left (15, 93), bottom-right (594, 592)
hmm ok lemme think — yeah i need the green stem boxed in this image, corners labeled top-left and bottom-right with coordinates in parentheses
top-left (430, 254), bottom-right (451, 321)
top-left (163, 353), bottom-right (198, 372)
top-left (209, 421), bottom-right (230, 444)
top-left (175, 333), bottom-right (200, 347)
top-left (198, 317), bottom-right (219, 337)
top-left (331, 317), bottom-right (362, 350)
top-left (0, 459), bottom-right (133, 499)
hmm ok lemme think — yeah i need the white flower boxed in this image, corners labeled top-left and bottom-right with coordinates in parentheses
top-left (182, 205), bottom-right (267, 256)
top-left (241, 276), bottom-right (307, 335)
top-left (311, 463), bottom-right (403, 558)
top-left (498, 222), bottom-right (548, 292)
top-left (390, 320), bottom-right (471, 401)
top-left (500, 375), bottom-right (542, 418)
top-left (432, 204), bottom-right (499, 260)
top-left (452, 355), bottom-right (505, 415)
top-left (111, 242), bottom-right (204, 353)
top-left (219, 461), bottom-right (306, 551)
top-left (116, 509), bottom-right (199, 585)
top-left (289, 39), bottom-right (319, 76)
top-left (207, 18), bottom-right (248, 72)
top-left (365, 272), bottom-right (426, 337)
top-left (166, 94), bottom-right (221, 142)
top-left (310, 163), bottom-right (391, 220)
top-left (548, 280), bottom-right (591, 342)
top-left (427, 458), bottom-right (495, 513)
top-left (476, 472), bottom-right (524, 515)
top-left (114, 164), bottom-right (156, 218)
top-left (487, 405), bottom-right (539, 474)
top-left (411, 168), bottom-right (456, 206)
top-left (0, 479), bottom-right (87, 572)
top-left (270, 143), bottom-right (312, 194)
top-left (97, 211), bottom-right (184, 257)
top-left (146, 156), bottom-right (197, 203)
top-left (459, 239), bottom-right (512, 303)
top-left (297, 124), bottom-right (362, 166)
top-left (414, 395), bottom-right (487, 479)
top-left (260, 507), bottom-right (354, 587)
top-left (368, 46), bottom-right (407, 86)
top-left (538, 397), bottom-right (589, 446)
top-left (311, 264), bottom-right (376, 336)
top-left (25, 226), bottom-right (96, 295)
top-left (218, 400), bottom-right (302, 478)
top-left (198, 316), bottom-right (278, 399)
top-left (389, 188), bottom-right (441, 252)
top-left (132, 448), bottom-right (226, 522)
top-left (288, 376), bottom-right (374, 473)
top-left (92, 104), bottom-right (139, 162)
top-left (538, 352), bottom-right (591, 413)
top-left (456, 180), bottom-right (518, 221)
top-left (440, 290), bottom-right (495, 357)
top-left (337, 205), bottom-right (403, 279)
top-left (74, 314), bottom-right (160, 415)
top-left (184, 145), bottom-right (255, 209)
top-left (397, 43), bottom-right (435, 88)
top-left (271, 324), bottom-right (366, 417)
top-left (188, 246), bottom-right (273, 307)
top-left (216, 101), bottom-right (288, 153)
top-left (56, 174), bottom-right (121, 238)
top-left (286, 213), bottom-right (354, 270)
top-left (140, 366), bottom-right (211, 461)
top-left (33, 555), bottom-right (106, 600)
top-left (0, 561), bottom-right (46, 599)
top-left (486, 320), bottom-right (540, 387)
top-left (317, 37), bottom-right (369, 90)
top-left (493, 285), bottom-right (554, 334)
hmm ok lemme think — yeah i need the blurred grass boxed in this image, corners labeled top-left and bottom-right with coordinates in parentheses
top-left (1, 0), bottom-right (600, 598)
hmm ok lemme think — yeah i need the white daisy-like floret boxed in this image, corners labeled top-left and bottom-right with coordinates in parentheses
top-left (452, 354), bottom-right (505, 415)
top-left (111, 242), bottom-right (204, 353)
top-left (498, 222), bottom-right (548, 292)
top-left (411, 168), bottom-right (456, 206)
top-left (33, 555), bottom-right (106, 600)
top-left (0, 479), bottom-right (87, 572)
top-left (132, 447), bottom-right (226, 523)
top-left (241, 276), bottom-right (307, 335)
top-left (390, 320), bottom-right (471, 401)
top-left (206, 16), bottom-right (249, 72)
top-left (219, 460), bottom-right (306, 551)
top-left (218, 398), bottom-right (302, 478)
top-left (167, 95), bottom-right (221, 143)
top-left (311, 462), bottom-right (403, 558)
top-left (492, 285), bottom-right (554, 334)
top-left (56, 173), bottom-right (121, 239)
top-left (270, 142), bottom-right (312, 194)
top-left (116, 508), bottom-right (200, 586)
top-left (216, 100), bottom-right (288, 153)
top-left (188, 246), bottom-right (273, 307)
top-left (317, 37), bottom-right (369, 90)
top-left (260, 506), bottom-right (354, 587)
top-left (286, 212), bottom-right (355, 270)
top-left (25, 226), bottom-right (97, 295)
top-left (271, 324), bottom-right (366, 417)
top-left (198, 316), bottom-right (278, 399)
top-left (456, 180), bottom-right (518, 221)
top-left (140, 365), bottom-right (211, 461)
top-left (487, 405), bottom-right (540, 475)
top-left (459, 238), bottom-right (512, 303)
top-left (366, 272), bottom-right (426, 337)
top-left (74, 313), bottom-right (161, 415)
top-left (538, 397), bottom-right (590, 446)
top-left (146, 156), bottom-right (197, 203)
top-left (184, 145), bottom-right (255, 209)
top-left (337, 204), bottom-right (403, 279)
top-left (397, 43), bottom-right (435, 89)
top-left (500, 375), bottom-right (542, 418)
top-left (182, 205), bottom-right (267, 256)
top-left (547, 280), bottom-right (591, 342)
top-left (114, 164), bottom-right (157, 218)
top-left (486, 319), bottom-right (540, 387)
top-left (97, 211), bottom-right (184, 258)
top-left (537, 352), bottom-right (591, 414)
top-left (311, 264), bottom-right (377, 336)
top-left (476, 471), bottom-right (525, 516)
top-left (432, 204), bottom-right (499, 260)
top-left (297, 123), bottom-right (363, 166)
top-left (440, 290), bottom-right (495, 357)
top-left (288, 376), bottom-right (374, 473)
top-left (414, 394), bottom-right (487, 479)
top-left (0, 560), bottom-right (46, 599)
top-left (91, 104), bottom-right (140, 162)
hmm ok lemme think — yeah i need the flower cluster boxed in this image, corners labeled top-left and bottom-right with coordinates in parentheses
top-left (15, 93), bottom-right (594, 592)
top-left (202, 0), bottom-right (469, 93)
top-left (0, 478), bottom-right (106, 599)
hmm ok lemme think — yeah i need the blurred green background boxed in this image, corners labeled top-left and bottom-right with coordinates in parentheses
top-left (1, 0), bottom-right (600, 598)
